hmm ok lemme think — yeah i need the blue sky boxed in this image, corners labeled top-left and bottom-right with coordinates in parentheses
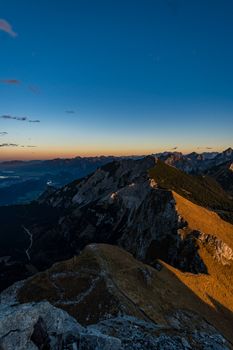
top-left (0, 0), bottom-right (233, 159)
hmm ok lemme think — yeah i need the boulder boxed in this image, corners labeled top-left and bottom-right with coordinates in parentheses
top-left (0, 301), bottom-right (121, 350)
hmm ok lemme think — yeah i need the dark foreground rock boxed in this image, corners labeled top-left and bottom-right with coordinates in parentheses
top-left (0, 302), bottom-right (229, 350)
top-left (90, 314), bottom-right (229, 350)
top-left (0, 301), bottom-right (121, 350)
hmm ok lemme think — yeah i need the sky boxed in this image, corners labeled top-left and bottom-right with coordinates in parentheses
top-left (0, 0), bottom-right (233, 160)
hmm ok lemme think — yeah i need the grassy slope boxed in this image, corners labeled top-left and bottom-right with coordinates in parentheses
top-left (149, 160), bottom-right (233, 223)
top-left (171, 192), bottom-right (233, 340)
top-left (18, 244), bottom-right (233, 344)
top-left (173, 191), bottom-right (233, 247)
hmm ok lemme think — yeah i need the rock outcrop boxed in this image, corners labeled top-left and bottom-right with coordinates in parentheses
top-left (1, 244), bottom-right (233, 345)
top-left (0, 301), bottom-right (229, 350)
top-left (90, 313), bottom-right (230, 350)
top-left (0, 301), bottom-right (121, 350)
top-left (198, 232), bottom-right (233, 265)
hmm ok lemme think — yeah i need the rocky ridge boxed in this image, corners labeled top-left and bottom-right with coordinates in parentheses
top-left (28, 156), bottom-right (233, 275)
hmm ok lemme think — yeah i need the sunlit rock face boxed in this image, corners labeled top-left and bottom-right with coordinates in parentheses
top-left (198, 232), bottom-right (233, 265)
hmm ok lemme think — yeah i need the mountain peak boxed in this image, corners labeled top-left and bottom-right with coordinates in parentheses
top-left (223, 147), bottom-right (233, 155)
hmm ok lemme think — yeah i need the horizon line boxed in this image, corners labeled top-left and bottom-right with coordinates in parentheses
top-left (0, 147), bottom-right (232, 163)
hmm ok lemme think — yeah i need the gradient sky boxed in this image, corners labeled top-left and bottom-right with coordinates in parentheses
top-left (0, 0), bottom-right (233, 160)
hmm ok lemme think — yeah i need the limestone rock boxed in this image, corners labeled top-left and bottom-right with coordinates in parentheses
top-left (0, 301), bottom-right (121, 350)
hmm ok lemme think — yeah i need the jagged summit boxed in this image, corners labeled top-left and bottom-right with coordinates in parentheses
top-left (223, 147), bottom-right (233, 155)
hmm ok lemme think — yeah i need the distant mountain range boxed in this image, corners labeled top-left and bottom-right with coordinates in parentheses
top-left (0, 156), bottom-right (121, 205)
top-left (0, 148), bottom-right (232, 206)
top-left (0, 148), bottom-right (233, 349)
top-left (153, 147), bottom-right (233, 174)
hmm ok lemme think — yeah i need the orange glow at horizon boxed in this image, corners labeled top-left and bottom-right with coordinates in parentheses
top-left (0, 144), bottom-right (227, 161)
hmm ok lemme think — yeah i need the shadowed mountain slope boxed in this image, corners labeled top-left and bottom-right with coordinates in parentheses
top-left (206, 161), bottom-right (233, 196)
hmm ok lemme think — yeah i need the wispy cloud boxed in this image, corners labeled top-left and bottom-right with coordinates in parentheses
top-left (1, 115), bottom-right (27, 121)
top-left (65, 110), bottom-right (75, 114)
top-left (0, 132), bottom-right (8, 136)
top-left (0, 115), bottom-right (40, 123)
top-left (0, 143), bottom-right (37, 148)
top-left (20, 145), bottom-right (37, 148)
top-left (28, 85), bottom-right (40, 94)
top-left (28, 119), bottom-right (40, 123)
top-left (1, 80), bottom-right (42, 97)
top-left (0, 79), bottom-right (21, 85)
top-left (197, 146), bottom-right (213, 150)
top-left (171, 146), bottom-right (178, 150)
top-left (0, 19), bottom-right (17, 38)
top-left (0, 143), bottom-right (18, 147)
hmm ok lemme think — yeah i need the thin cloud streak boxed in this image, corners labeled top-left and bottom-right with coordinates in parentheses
top-left (0, 143), bottom-right (37, 148)
top-left (0, 19), bottom-right (17, 37)
top-left (197, 147), bottom-right (213, 150)
top-left (0, 132), bottom-right (8, 136)
top-left (0, 79), bottom-right (21, 85)
top-left (0, 115), bottom-right (40, 123)
top-left (28, 85), bottom-right (40, 94)
top-left (1, 115), bottom-right (27, 121)
top-left (0, 143), bottom-right (18, 147)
